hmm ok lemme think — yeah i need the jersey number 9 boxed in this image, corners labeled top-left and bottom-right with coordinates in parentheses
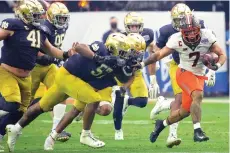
top-left (91, 64), bottom-right (113, 78)
top-left (55, 34), bottom-right (65, 48)
top-left (27, 30), bottom-right (41, 48)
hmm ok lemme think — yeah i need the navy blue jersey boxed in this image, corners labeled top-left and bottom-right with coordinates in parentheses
top-left (41, 20), bottom-right (68, 49)
top-left (156, 20), bottom-right (205, 64)
top-left (64, 41), bottom-right (119, 90)
top-left (140, 28), bottom-right (154, 47)
top-left (122, 28), bottom-right (154, 48)
top-left (0, 18), bottom-right (47, 70)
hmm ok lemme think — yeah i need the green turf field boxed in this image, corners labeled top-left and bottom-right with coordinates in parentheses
top-left (4, 101), bottom-right (229, 153)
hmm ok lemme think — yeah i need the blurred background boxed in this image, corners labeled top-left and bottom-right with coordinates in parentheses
top-left (0, 0), bottom-right (229, 97)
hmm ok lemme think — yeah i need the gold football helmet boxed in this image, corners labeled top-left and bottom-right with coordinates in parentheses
top-left (105, 33), bottom-right (130, 58)
top-left (171, 3), bottom-right (192, 31)
top-left (46, 2), bottom-right (70, 29)
top-left (15, 0), bottom-right (45, 26)
top-left (124, 12), bottom-right (144, 34)
top-left (127, 33), bottom-right (146, 53)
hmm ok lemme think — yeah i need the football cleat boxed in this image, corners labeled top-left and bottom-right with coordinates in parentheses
top-left (115, 129), bottom-right (124, 140)
top-left (56, 131), bottom-right (71, 142)
top-left (150, 96), bottom-right (170, 120)
top-left (44, 135), bottom-right (55, 151)
top-left (149, 120), bottom-right (166, 143)
top-left (166, 136), bottom-right (181, 148)
top-left (194, 128), bottom-right (209, 142)
top-left (80, 131), bottom-right (105, 148)
top-left (6, 125), bottom-right (20, 152)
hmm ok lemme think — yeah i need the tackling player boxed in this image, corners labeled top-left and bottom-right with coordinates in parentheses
top-left (6, 33), bottom-right (138, 151)
top-left (149, 3), bottom-right (216, 148)
top-left (31, 2), bottom-right (71, 141)
top-left (113, 12), bottom-right (159, 140)
top-left (136, 14), bottom-right (226, 144)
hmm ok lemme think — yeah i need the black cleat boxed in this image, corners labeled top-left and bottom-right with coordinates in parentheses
top-left (56, 131), bottom-right (72, 142)
top-left (149, 120), bottom-right (166, 143)
top-left (194, 128), bottom-right (209, 142)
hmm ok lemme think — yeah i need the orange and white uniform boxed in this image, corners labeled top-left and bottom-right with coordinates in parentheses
top-left (166, 29), bottom-right (217, 111)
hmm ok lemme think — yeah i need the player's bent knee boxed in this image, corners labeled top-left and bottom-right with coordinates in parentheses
top-left (98, 101), bottom-right (112, 116)
top-left (191, 91), bottom-right (203, 103)
top-left (0, 97), bottom-right (20, 113)
top-left (137, 97), bottom-right (148, 108)
top-left (29, 97), bottom-right (41, 108)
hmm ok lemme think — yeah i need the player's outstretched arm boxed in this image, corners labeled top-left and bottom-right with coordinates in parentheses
top-left (42, 39), bottom-right (70, 60)
top-left (71, 43), bottom-right (95, 59)
top-left (0, 28), bottom-right (12, 41)
top-left (143, 46), bottom-right (173, 67)
top-left (210, 42), bottom-right (227, 68)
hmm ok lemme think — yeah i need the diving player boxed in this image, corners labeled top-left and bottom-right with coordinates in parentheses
top-left (6, 33), bottom-right (137, 151)
top-left (149, 3), bottom-right (216, 148)
top-left (0, 0), bottom-right (95, 151)
top-left (136, 14), bottom-right (226, 144)
top-left (31, 2), bottom-right (71, 141)
top-left (111, 12), bottom-right (159, 140)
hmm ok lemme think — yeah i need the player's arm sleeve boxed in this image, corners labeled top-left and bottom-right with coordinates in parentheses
top-left (156, 27), bottom-right (168, 49)
top-left (146, 28), bottom-right (154, 47)
top-left (166, 34), bottom-right (178, 49)
top-left (0, 19), bottom-right (17, 40)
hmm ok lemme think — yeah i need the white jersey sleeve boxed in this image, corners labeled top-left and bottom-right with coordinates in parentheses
top-left (166, 32), bottom-right (181, 49)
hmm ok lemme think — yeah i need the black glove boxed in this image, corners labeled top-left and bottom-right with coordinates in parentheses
top-left (53, 58), bottom-right (64, 67)
top-left (36, 55), bottom-right (55, 66)
top-left (207, 61), bottom-right (221, 71)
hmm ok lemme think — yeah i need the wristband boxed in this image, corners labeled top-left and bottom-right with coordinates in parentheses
top-left (63, 51), bottom-right (69, 61)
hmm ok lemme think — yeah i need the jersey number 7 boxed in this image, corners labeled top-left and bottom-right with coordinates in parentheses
top-left (189, 52), bottom-right (200, 67)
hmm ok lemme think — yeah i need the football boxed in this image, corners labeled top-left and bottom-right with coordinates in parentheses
top-left (201, 52), bottom-right (219, 66)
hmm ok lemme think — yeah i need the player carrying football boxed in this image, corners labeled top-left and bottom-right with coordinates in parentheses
top-left (135, 14), bottom-right (226, 143)
top-left (149, 3), bottom-right (216, 148)
top-left (6, 33), bottom-right (139, 151)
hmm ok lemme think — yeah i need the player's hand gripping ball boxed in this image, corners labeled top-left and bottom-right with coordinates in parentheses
top-left (201, 52), bottom-right (219, 70)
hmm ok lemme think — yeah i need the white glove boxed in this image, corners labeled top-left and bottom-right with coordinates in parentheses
top-left (205, 69), bottom-right (216, 86)
top-left (148, 75), bottom-right (160, 99)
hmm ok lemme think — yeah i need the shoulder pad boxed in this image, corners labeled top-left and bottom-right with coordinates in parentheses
top-left (1, 18), bottom-right (24, 31)
top-left (89, 41), bottom-right (108, 56)
top-left (120, 31), bottom-right (127, 36)
top-left (38, 20), bottom-right (52, 35)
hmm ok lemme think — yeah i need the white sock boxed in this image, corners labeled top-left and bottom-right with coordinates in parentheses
top-left (15, 123), bottom-right (22, 132)
top-left (193, 122), bottom-right (201, 130)
top-left (163, 120), bottom-right (168, 127)
top-left (52, 104), bottom-right (66, 130)
top-left (50, 130), bottom-right (58, 140)
top-left (169, 122), bottom-right (179, 137)
top-left (82, 129), bottom-right (91, 135)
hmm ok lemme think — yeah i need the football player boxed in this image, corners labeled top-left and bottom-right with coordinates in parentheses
top-left (6, 33), bottom-right (137, 151)
top-left (149, 3), bottom-right (216, 148)
top-left (112, 12), bottom-right (159, 140)
top-left (30, 2), bottom-right (71, 141)
top-left (136, 14), bottom-right (226, 144)
top-left (0, 0), bottom-right (78, 151)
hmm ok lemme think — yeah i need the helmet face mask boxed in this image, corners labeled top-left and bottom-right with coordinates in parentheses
top-left (47, 2), bottom-right (70, 29)
top-left (180, 15), bottom-right (201, 46)
top-left (124, 12), bottom-right (144, 34)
